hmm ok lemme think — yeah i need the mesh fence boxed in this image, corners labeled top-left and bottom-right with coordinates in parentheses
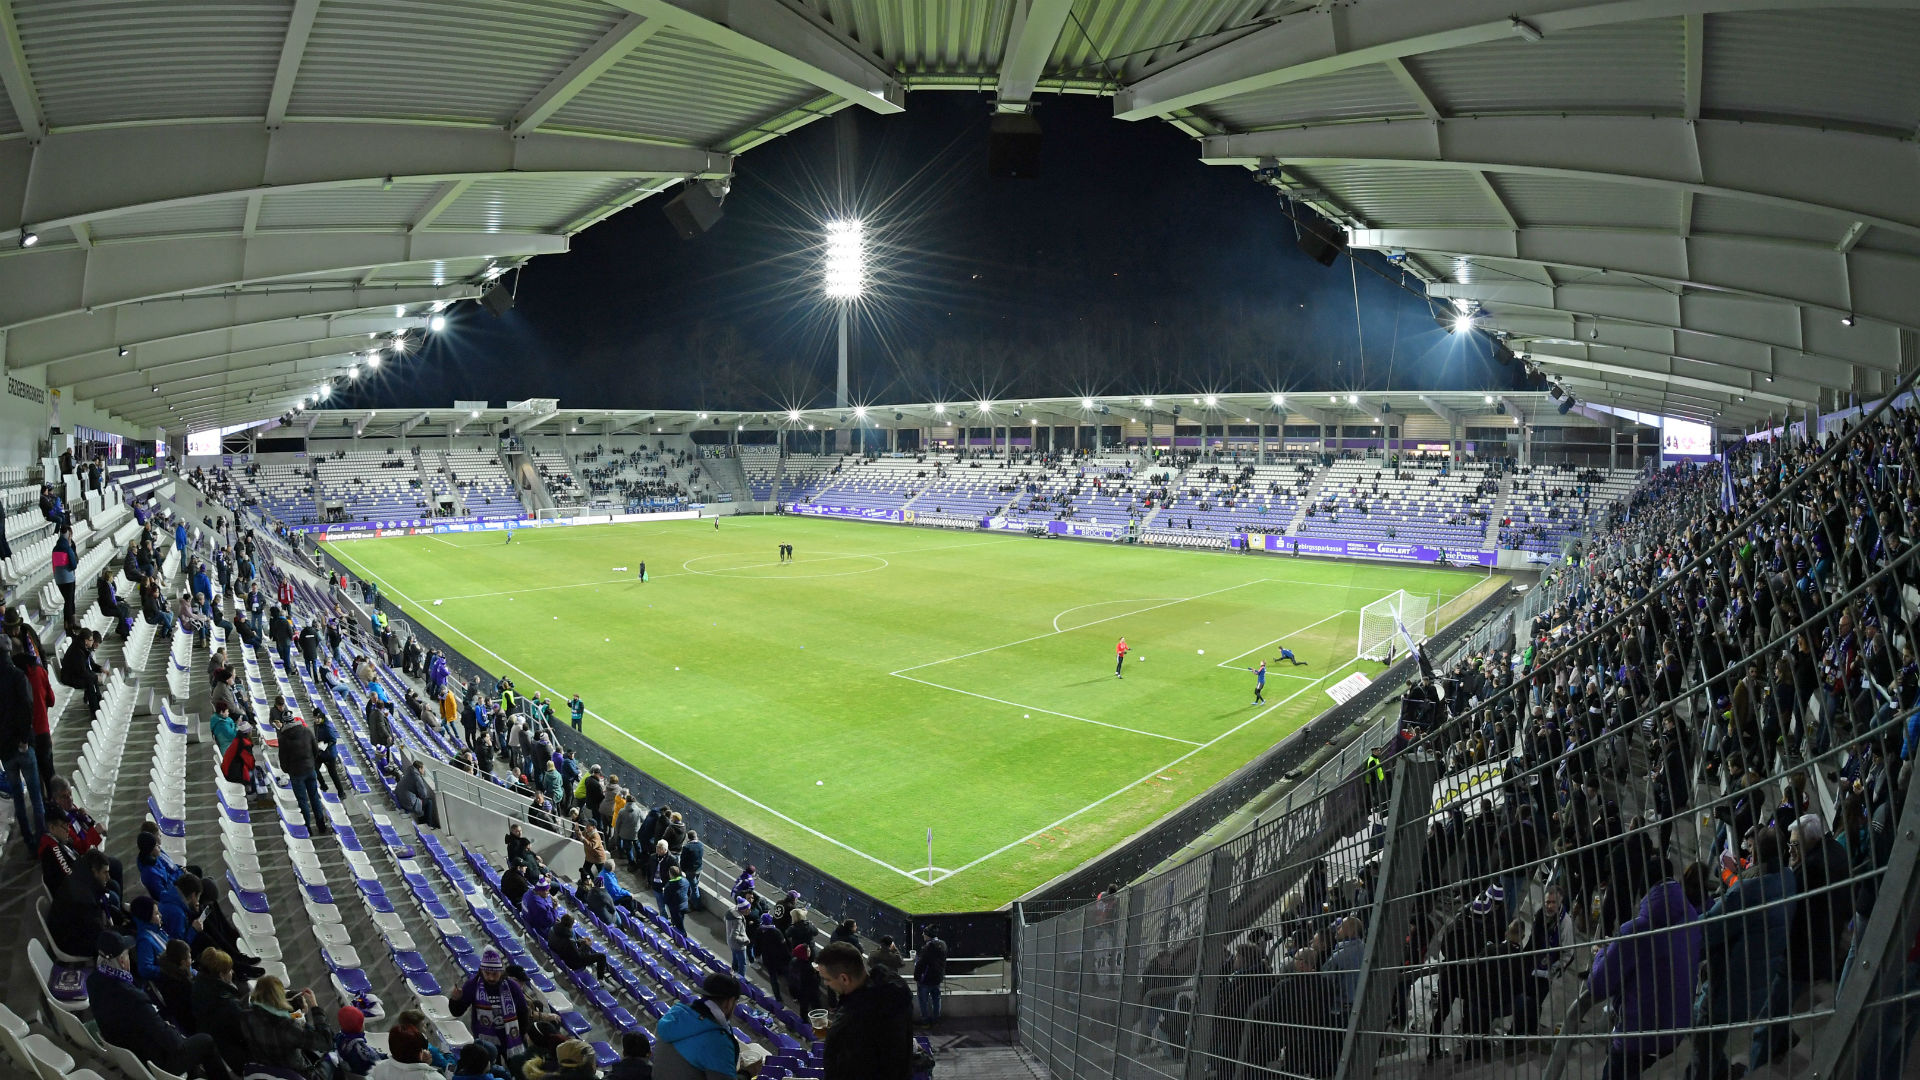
top-left (1019, 378), bottom-right (1920, 1080)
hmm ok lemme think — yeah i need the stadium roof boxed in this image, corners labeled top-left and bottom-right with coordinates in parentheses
top-left (4, 0), bottom-right (1907, 436)
top-left (285, 389), bottom-right (1615, 440)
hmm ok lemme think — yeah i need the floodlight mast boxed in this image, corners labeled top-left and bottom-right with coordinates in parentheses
top-left (823, 220), bottom-right (864, 453)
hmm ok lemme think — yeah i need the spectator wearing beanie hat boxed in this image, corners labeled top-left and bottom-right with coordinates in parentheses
top-left (335, 1004), bottom-right (384, 1078)
top-left (371, 1009), bottom-right (440, 1078)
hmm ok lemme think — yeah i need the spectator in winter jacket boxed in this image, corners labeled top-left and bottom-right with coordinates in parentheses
top-left (243, 976), bottom-right (335, 1076)
top-left (724, 902), bottom-right (753, 975)
top-left (0, 643), bottom-right (46, 850)
top-left (661, 811), bottom-right (688, 855)
top-left (51, 850), bottom-right (117, 958)
top-left (680, 830), bottom-right (705, 908)
top-left (1589, 876), bottom-right (1703, 1080)
top-left (89, 930), bottom-right (229, 1080)
top-left (130, 895), bottom-right (173, 984)
top-left (604, 1031), bottom-right (653, 1080)
top-left (913, 932), bottom-right (949, 1025)
top-left (653, 972), bottom-right (746, 1080)
top-left (1750, 814), bottom-right (1854, 1069)
top-left (663, 864), bottom-right (690, 933)
top-left (334, 1004), bottom-right (385, 1078)
top-left (1690, 828), bottom-right (1795, 1080)
top-left (190, 949), bottom-right (249, 1072)
top-left (815, 941), bottom-right (914, 1080)
top-left (278, 715), bottom-right (324, 832)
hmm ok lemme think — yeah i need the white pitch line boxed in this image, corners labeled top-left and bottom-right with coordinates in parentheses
top-left (327, 543), bottom-right (932, 885)
top-left (1211, 608), bottom-right (1353, 669)
top-left (893, 579), bottom-right (1270, 675)
top-left (1052, 598), bottom-right (1184, 634)
top-left (889, 672), bottom-right (1203, 746)
top-left (925, 649), bottom-right (1371, 884)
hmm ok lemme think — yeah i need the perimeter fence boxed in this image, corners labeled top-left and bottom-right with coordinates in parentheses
top-left (1017, 370), bottom-right (1920, 1080)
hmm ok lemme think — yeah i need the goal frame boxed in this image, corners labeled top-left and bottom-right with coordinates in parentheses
top-left (1358, 589), bottom-right (1429, 661)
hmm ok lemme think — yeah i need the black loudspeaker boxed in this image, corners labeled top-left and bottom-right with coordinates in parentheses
top-left (1296, 224), bottom-right (1348, 267)
top-left (988, 113), bottom-right (1043, 178)
top-left (480, 282), bottom-right (514, 318)
top-left (662, 185), bottom-right (724, 239)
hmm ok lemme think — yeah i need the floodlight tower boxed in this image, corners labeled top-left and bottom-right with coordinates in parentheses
top-left (823, 220), bottom-right (864, 454)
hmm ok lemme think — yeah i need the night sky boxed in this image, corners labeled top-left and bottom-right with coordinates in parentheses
top-left (342, 93), bottom-right (1521, 413)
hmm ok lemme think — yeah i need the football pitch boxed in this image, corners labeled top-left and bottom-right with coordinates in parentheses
top-left (323, 516), bottom-right (1499, 911)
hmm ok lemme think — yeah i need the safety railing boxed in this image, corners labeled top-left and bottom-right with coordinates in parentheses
top-left (1016, 366), bottom-right (1920, 1080)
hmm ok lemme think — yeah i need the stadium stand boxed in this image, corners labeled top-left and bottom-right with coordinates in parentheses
top-left (1016, 398), bottom-right (1920, 1080)
top-left (1293, 455), bottom-right (1500, 550)
top-left (440, 446), bottom-right (526, 521)
top-left (312, 447), bottom-right (433, 523)
top-left (528, 442), bottom-right (585, 507)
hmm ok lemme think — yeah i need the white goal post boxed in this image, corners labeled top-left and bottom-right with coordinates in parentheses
top-left (1358, 589), bottom-right (1430, 661)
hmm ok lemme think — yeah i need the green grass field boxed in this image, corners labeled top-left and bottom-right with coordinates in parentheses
top-left (324, 516), bottom-right (1498, 911)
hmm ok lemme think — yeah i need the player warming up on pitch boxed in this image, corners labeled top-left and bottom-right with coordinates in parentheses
top-left (1114, 636), bottom-right (1129, 678)
top-left (1277, 645), bottom-right (1307, 666)
top-left (1246, 660), bottom-right (1267, 705)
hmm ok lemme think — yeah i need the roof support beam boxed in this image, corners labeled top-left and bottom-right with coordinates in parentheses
top-left (1682, 13), bottom-right (1704, 120)
top-left (606, 0), bottom-right (903, 113)
top-left (996, 0), bottom-right (1077, 106)
top-left (1429, 279), bottom-right (1898, 372)
top-left (0, 0), bottom-right (42, 139)
top-left (102, 356), bottom-right (354, 413)
top-left (4, 122), bottom-right (730, 238)
top-left (1381, 57), bottom-right (1442, 121)
top-left (1351, 225), bottom-right (1920, 336)
top-left (7, 284), bottom-right (474, 371)
top-left (265, 0), bottom-right (321, 128)
top-left (0, 230), bottom-right (566, 331)
top-left (511, 13), bottom-right (665, 134)
top-left (1497, 395), bottom-right (1532, 424)
top-left (410, 180), bottom-right (473, 234)
top-left (1199, 116), bottom-right (1920, 243)
top-left (1549, 373), bottom-right (1756, 425)
top-left (1525, 345), bottom-right (1809, 406)
top-left (46, 315), bottom-right (417, 386)
top-left (1281, 402), bottom-right (1335, 427)
top-left (1418, 395), bottom-right (1463, 427)
top-left (400, 411), bottom-right (430, 436)
top-left (68, 334), bottom-right (394, 398)
top-left (1491, 310), bottom-right (1853, 391)
top-left (1115, 0), bottom-right (1920, 120)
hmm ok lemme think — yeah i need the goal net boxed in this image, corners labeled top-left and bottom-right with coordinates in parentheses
top-left (1358, 589), bottom-right (1430, 662)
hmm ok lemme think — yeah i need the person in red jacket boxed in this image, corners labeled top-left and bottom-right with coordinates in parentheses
top-left (5, 608), bottom-right (54, 795)
top-left (1115, 637), bottom-right (1130, 678)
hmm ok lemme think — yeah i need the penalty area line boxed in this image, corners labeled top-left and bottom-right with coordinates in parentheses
top-left (1210, 608), bottom-right (1353, 670)
top-left (326, 543), bottom-right (932, 887)
top-left (924, 649), bottom-right (1369, 885)
top-left (888, 672), bottom-right (1202, 746)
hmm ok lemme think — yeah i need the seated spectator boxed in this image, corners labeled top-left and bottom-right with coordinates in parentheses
top-left (521, 878), bottom-right (560, 940)
top-left (335, 1004), bottom-right (385, 1079)
top-left (52, 849), bottom-right (120, 958)
top-left (371, 1008), bottom-right (445, 1079)
top-left (241, 975), bottom-right (335, 1076)
top-left (604, 1031), bottom-right (653, 1080)
top-left (527, 1038), bottom-right (599, 1080)
top-left (395, 758), bottom-right (437, 827)
top-left (548, 913), bottom-right (611, 979)
top-left (130, 895), bottom-right (173, 983)
top-left (154, 938), bottom-right (196, 1034)
top-left (89, 930), bottom-right (230, 1080)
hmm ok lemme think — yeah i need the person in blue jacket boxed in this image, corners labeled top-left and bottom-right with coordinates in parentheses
top-left (129, 896), bottom-right (172, 984)
top-left (654, 972), bottom-right (745, 1080)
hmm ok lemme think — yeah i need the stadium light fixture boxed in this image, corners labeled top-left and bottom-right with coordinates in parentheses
top-left (1347, 393), bottom-right (1358, 404)
top-left (429, 314), bottom-right (447, 333)
top-left (319, 385), bottom-right (332, 400)
top-left (978, 400), bottom-right (991, 413)
top-left (1203, 395), bottom-right (1218, 407)
top-left (806, 424), bottom-right (815, 431)
top-left (1484, 394), bottom-right (1494, 403)
top-left (787, 410), bottom-right (801, 421)
top-left (1329, 395), bottom-right (1338, 403)
top-left (934, 403), bottom-right (946, 414)
top-left (1271, 394), bottom-right (1285, 406)
top-left (1452, 313), bottom-right (1475, 333)
top-left (1841, 313), bottom-right (1856, 326)
top-left (854, 406), bottom-right (867, 418)
top-left (1081, 398), bottom-right (1093, 409)
top-left (1141, 397), bottom-right (1154, 408)
top-left (823, 220), bottom-right (865, 299)
top-left (469, 409), bottom-right (479, 418)
top-left (19, 228), bottom-right (39, 247)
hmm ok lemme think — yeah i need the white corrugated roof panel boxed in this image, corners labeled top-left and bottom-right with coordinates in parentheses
top-left (1688, 195), bottom-right (1852, 246)
top-left (1060, 0), bottom-right (1319, 86)
top-left (546, 28), bottom-right (822, 146)
top-left (286, 0), bottom-right (621, 125)
top-left (1407, 19), bottom-right (1685, 116)
top-left (256, 183), bottom-right (448, 231)
top-left (433, 177), bottom-right (641, 233)
top-left (800, 0), bottom-right (1014, 75)
top-left (1293, 165), bottom-right (1511, 229)
top-left (89, 198), bottom-right (252, 242)
top-left (1491, 175), bottom-right (1681, 231)
top-left (1201, 63), bottom-right (1423, 130)
top-left (1702, 10), bottom-right (1920, 135)
top-left (16, 0), bottom-right (285, 128)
